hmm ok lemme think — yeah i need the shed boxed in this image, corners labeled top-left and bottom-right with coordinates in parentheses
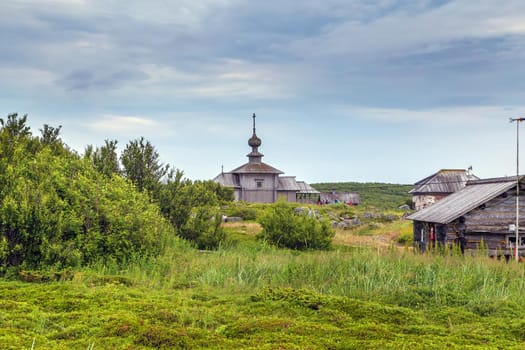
top-left (410, 169), bottom-right (478, 210)
top-left (407, 176), bottom-right (525, 256)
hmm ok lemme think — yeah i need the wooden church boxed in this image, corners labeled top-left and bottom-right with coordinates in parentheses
top-left (213, 114), bottom-right (319, 203)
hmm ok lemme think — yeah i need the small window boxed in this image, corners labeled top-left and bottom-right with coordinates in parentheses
top-left (255, 179), bottom-right (263, 188)
top-left (507, 236), bottom-right (525, 248)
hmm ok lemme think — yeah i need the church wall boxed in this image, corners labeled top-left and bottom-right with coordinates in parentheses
top-left (242, 190), bottom-right (276, 203)
top-left (277, 191), bottom-right (297, 202)
top-left (239, 174), bottom-right (277, 191)
top-left (238, 174), bottom-right (278, 202)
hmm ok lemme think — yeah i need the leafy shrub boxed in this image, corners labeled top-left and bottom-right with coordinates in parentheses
top-left (222, 201), bottom-right (260, 220)
top-left (158, 173), bottom-right (231, 249)
top-left (256, 201), bottom-right (334, 250)
top-left (0, 114), bottom-right (174, 269)
top-left (179, 206), bottom-right (225, 250)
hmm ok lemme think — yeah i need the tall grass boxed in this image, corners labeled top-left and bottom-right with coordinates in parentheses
top-left (7, 233), bottom-right (525, 348)
top-left (83, 234), bottom-right (525, 311)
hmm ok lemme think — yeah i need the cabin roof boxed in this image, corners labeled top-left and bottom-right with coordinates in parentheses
top-left (409, 169), bottom-right (478, 195)
top-left (407, 176), bottom-right (522, 224)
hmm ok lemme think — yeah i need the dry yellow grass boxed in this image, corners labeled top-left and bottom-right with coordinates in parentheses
top-left (223, 220), bottom-right (410, 249)
top-left (222, 222), bottom-right (262, 236)
top-left (333, 228), bottom-right (398, 248)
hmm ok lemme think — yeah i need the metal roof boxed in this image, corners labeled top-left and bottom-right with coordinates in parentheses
top-left (407, 176), bottom-right (521, 224)
top-left (409, 169), bottom-right (478, 194)
top-left (229, 161), bottom-right (284, 174)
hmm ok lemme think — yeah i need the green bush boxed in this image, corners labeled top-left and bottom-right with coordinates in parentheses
top-left (222, 201), bottom-right (260, 220)
top-left (0, 114), bottom-right (174, 269)
top-left (179, 206), bottom-right (225, 250)
top-left (256, 201), bottom-right (335, 250)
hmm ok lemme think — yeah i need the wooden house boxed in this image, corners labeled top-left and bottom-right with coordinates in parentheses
top-left (214, 114), bottom-right (319, 203)
top-left (407, 176), bottom-right (525, 257)
top-left (410, 169), bottom-right (478, 210)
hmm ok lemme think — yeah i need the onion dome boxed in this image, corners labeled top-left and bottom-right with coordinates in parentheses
top-left (248, 113), bottom-right (261, 147)
top-left (248, 133), bottom-right (261, 147)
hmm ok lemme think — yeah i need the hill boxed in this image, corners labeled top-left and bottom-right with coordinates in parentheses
top-left (311, 182), bottom-right (413, 209)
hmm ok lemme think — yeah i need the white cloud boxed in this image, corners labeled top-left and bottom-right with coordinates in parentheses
top-left (127, 60), bottom-right (294, 99)
top-left (88, 115), bottom-right (158, 133)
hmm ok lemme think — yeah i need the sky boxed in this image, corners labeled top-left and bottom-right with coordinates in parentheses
top-left (1, 0), bottom-right (525, 184)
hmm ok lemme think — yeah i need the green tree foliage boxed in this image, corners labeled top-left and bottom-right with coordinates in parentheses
top-left (257, 201), bottom-right (335, 250)
top-left (121, 137), bottom-right (168, 194)
top-left (0, 113), bottom-right (37, 159)
top-left (0, 113), bottom-right (30, 141)
top-left (157, 169), bottom-right (233, 248)
top-left (39, 124), bottom-right (62, 145)
top-left (180, 206), bottom-right (225, 250)
top-left (84, 139), bottom-right (120, 177)
top-left (0, 115), bottom-right (174, 269)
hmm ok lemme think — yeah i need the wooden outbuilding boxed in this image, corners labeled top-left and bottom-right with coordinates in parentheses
top-left (407, 176), bottom-right (525, 257)
top-left (410, 169), bottom-right (478, 210)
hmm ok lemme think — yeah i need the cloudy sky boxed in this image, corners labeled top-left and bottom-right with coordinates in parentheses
top-left (2, 0), bottom-right (525, 184)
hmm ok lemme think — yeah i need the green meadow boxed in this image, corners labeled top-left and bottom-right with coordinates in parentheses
top-left (3, 227), bottom-right (525, 349)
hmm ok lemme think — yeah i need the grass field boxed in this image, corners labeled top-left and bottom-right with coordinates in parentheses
top-left (2, 218), bottom-right (525, 349)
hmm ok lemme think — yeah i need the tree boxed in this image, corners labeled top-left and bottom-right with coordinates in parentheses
top-left (39, 124), bottom-right (62, 145)
top-left (121, 137), bottom-right (168, 194)
top-left (0, 113), bottom-right (30, 141)
top-left (0, 114), bottom-right (175, 269)
top-left (85, 139), bottom-right (120, 177)
top-left (157, 170), bottom-right (232, 249)
top-left (0, 113), bottom-right (35, 159)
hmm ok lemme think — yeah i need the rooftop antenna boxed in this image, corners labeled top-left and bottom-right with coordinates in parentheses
top-left (510, 117), bottom-right (525, 261)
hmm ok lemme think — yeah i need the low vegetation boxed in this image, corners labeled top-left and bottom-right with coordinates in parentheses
top-left (256, 200), bottom-right (335, 250)
top-left (3, 238), bottom-right (525, 349)
top-left (4, 113), bottom-right (525, 348)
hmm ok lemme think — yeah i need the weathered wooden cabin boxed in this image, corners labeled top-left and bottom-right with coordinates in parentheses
top-left (407, 176), bottom-right (525, 257)
top-left (410, 169), bottom-right (478, 211)
top-left (214, 114), bottom-right (319, 203)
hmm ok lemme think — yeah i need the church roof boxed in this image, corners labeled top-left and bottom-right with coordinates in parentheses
top-left (277, 176), bottom-right (301, 191)
top-left (230, 161), bottom-right (284, 174)
top-left (296, 181), bottom-right (320, 194)
top-left (213, 173), bottom-right (241, 188)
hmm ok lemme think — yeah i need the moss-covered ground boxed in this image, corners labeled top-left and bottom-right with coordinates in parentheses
top-left (2, 221), bottom-right (525, 349)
